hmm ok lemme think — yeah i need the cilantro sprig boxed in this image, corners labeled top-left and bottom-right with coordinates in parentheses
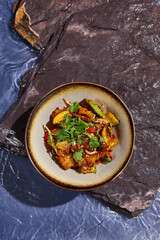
top-left (86, 133), bottom-right (100, 148)
top-left (43, 125), bottom-right (56, 150)
top-left (73, 149), bottom-right (83, 162)
top-left (97, 132), bottom-right (105, 142)
top-left (89, 136), bottom-right (100, 148)
top-left (55, 116), bottom-right (88, 143)
top-left (70, 102), bottom-right (80, 113)
top-left (104, 154), bottom-right (111, 163)
top-left (55, 114), bottom-right (105, 149)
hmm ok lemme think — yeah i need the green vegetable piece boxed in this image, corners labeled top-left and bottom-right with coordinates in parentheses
top-left (89, 137), bottom-right (100, 148)
top-left (104, 154), bottom-right (111, 163)
top-left (88, 100), bottom-right (105, 118)
top-left (70, 102), bottom-right (80, 113)
top-left (104, 112), bottom-right (120, 126)
top-left (94, 163), bottom-right (97, 174)
top-left (73, 149), bottom-right (83, 162)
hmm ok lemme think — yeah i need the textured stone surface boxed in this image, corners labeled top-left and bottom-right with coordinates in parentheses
top-left (13, 0), bottom-right (106, 50)
top-left (0, 0), bottom-right (160, 217)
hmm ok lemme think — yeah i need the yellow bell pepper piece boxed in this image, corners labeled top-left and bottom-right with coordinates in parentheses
top-left (53, 110), bottom-right (69, 124)
top-left (104, 112), bottom-right (119, 126)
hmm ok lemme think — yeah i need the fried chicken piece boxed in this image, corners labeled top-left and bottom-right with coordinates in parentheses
top-left (58, 152), bottom-right (76, 170)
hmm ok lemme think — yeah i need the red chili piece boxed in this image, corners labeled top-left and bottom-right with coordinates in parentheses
top-left (86, 127), bottom-right (97, 133)
top-left (86, 124), bottom-right (104, 133)
top-left (99, 150), bottom-right (113, 160)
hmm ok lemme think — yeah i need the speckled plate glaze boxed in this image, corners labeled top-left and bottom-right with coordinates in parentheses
top-left (25, 82), bottom-right (135, 191)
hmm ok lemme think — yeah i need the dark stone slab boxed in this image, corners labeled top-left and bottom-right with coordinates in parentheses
top-left (0, 0), bottom-right (160, 217)
top-left (12, 0), bottom-right (106, 50)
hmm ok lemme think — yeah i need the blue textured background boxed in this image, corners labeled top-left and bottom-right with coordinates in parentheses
top-left (0, 1), bottom-right (160, 239)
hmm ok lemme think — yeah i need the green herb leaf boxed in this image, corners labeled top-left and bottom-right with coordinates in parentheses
top-left (55, 129), bottom-right (70, 142)
top-left (73, 149), bottom-right (83, 162)
top-left (77, 138), bottom-right (83, 144)
top-left (89, 137), bottom-right (100, 148)
top-left (43, 125), bottom-right (56, 150)
top-left (104, 154), bottom-right (111, 163)
top-left (88, 123), bottom-right (94, 127)
top-left (95, 125), bottom-right (99, 131)
top-left (97, 133), bottom-right (105, 142)
top-left (64, 113), bottom-right (68, 119)
top-left (60, 122), bottom-right (65, 128)
top-left (55, 116), bottom-right (89, 144)
top-left (70, 102), bottom-right (80, 113)
top-left (65, 115), bottom-right (72, 125)
top-left (66, 138), bottom-right (72, 143)
top-left (47, 133), bottom-right (56, 150)
top-left (80, 119), bottom-right (89, 128)
top-left (83, 137), bottom-right (89, 143)
top-left (86, 133), bottom-right (92, 139)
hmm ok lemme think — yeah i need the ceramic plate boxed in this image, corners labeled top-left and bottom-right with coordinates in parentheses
top-left (25, 82), bottom-right (135, 191)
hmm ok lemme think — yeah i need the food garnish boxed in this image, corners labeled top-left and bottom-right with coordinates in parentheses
top-left (44, 99), bottom-right (119, 174)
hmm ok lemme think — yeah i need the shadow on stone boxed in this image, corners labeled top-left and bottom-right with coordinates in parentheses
top-left (0, 148), bottom-right (79, 207)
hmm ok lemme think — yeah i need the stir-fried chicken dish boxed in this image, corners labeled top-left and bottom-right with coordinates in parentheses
top-left (44, 99), bottom-right (119, 174)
